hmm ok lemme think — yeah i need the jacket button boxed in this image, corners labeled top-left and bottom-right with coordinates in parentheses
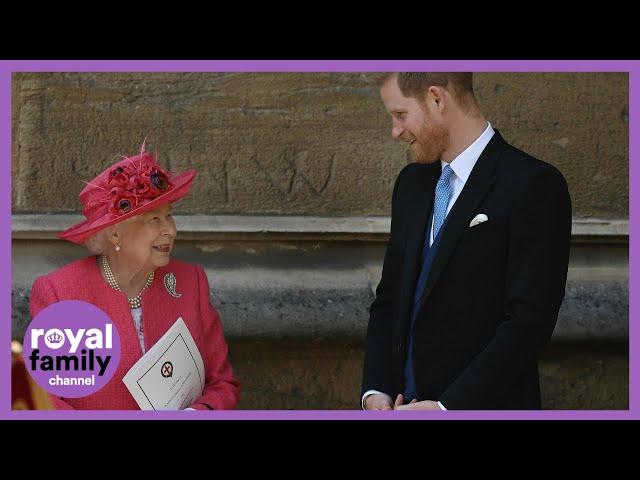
top-left (397, 343), bottom-right (403, 352)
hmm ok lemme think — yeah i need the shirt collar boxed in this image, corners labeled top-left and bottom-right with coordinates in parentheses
top-left (441, 122), bottom-right (495, 183)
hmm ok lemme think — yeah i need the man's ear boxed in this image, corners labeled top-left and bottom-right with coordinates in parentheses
top-left (427, 85), bottom-right (447, 112)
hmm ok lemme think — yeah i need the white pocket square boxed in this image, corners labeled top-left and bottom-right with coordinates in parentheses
top-left (469, 214), bottom-right (488, 227)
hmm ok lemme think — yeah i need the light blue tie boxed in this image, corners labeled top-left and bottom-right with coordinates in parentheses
top-left (432, 165), bottom-right (454, 240)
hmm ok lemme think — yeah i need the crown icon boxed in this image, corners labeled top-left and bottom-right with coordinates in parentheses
top-left (46, 332), bottom-right (63, 343)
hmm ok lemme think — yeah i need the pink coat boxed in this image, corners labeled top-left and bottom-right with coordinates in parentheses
top-left (29, 256), bottom-right (240, 410)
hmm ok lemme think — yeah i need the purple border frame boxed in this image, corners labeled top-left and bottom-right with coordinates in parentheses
top-left (1, 60), bottom-right (635, 420)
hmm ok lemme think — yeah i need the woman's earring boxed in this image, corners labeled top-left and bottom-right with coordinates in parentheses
top-left (115, 244), bottom-right (121, 252)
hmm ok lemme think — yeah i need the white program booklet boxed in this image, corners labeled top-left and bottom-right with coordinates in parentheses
top-left (123, 317), bottom-right (205, 410)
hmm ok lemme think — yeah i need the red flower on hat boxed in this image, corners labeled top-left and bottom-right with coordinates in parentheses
top-left (127, 174), bottom-right (153, 199)
top-left (103, 161), bottom-right (174, 215)
top-left (150, 169), bottom-right (171, 193)
top-left (108, 166), bottom-right (133, 188)
top-left (109, 188), bottom-right (140, 216)
top-left (140, 165), bottom-right (172, 195)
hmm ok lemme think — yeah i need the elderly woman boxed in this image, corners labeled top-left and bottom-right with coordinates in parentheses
top-left (29, 143), bottom-right (240, 410)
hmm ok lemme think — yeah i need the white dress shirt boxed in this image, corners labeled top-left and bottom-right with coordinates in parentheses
top-left (363, 122), bottom-right (495, 410)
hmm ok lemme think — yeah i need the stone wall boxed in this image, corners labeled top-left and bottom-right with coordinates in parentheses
top-left (229, 340), bottom-right (628, 410)
top-left (12, 73), bottom-right (628, 218)
top-left (11, 235), bottom-right (629, 410)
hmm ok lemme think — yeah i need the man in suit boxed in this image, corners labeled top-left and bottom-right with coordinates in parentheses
top-left (362, 73), bottom-right (572, 410)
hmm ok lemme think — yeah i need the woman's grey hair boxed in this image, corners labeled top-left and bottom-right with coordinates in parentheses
top-left (83, 216), bottom-right (138, 255)
top-left (84, 226), bottom-right (117, 255)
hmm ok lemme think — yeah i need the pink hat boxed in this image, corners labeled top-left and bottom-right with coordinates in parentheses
top-left (59, 142), bottom-right (196, 244)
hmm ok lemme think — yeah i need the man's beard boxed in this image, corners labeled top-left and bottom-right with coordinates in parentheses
top-left (408, 121), bottom-right (449, 164)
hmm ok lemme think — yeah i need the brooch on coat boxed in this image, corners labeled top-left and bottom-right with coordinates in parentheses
top-left (164, 272), bottom-right (182, 298)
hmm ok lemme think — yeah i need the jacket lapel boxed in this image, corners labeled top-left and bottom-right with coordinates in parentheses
top-left (397, 163), bottom-right (440, 330)
top-left (418, 130), bottom-right (507, 307)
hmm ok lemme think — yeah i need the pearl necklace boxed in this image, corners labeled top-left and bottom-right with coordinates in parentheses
top-left (100, 255), bottom-right (154, 309)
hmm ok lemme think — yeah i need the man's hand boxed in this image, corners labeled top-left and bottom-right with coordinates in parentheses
top-left (365, 393), bottom-right (394, 410)
top-left (395, 399), bottom-right (442, 410)
top-left (393, 394), bottom-right (418, 409)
